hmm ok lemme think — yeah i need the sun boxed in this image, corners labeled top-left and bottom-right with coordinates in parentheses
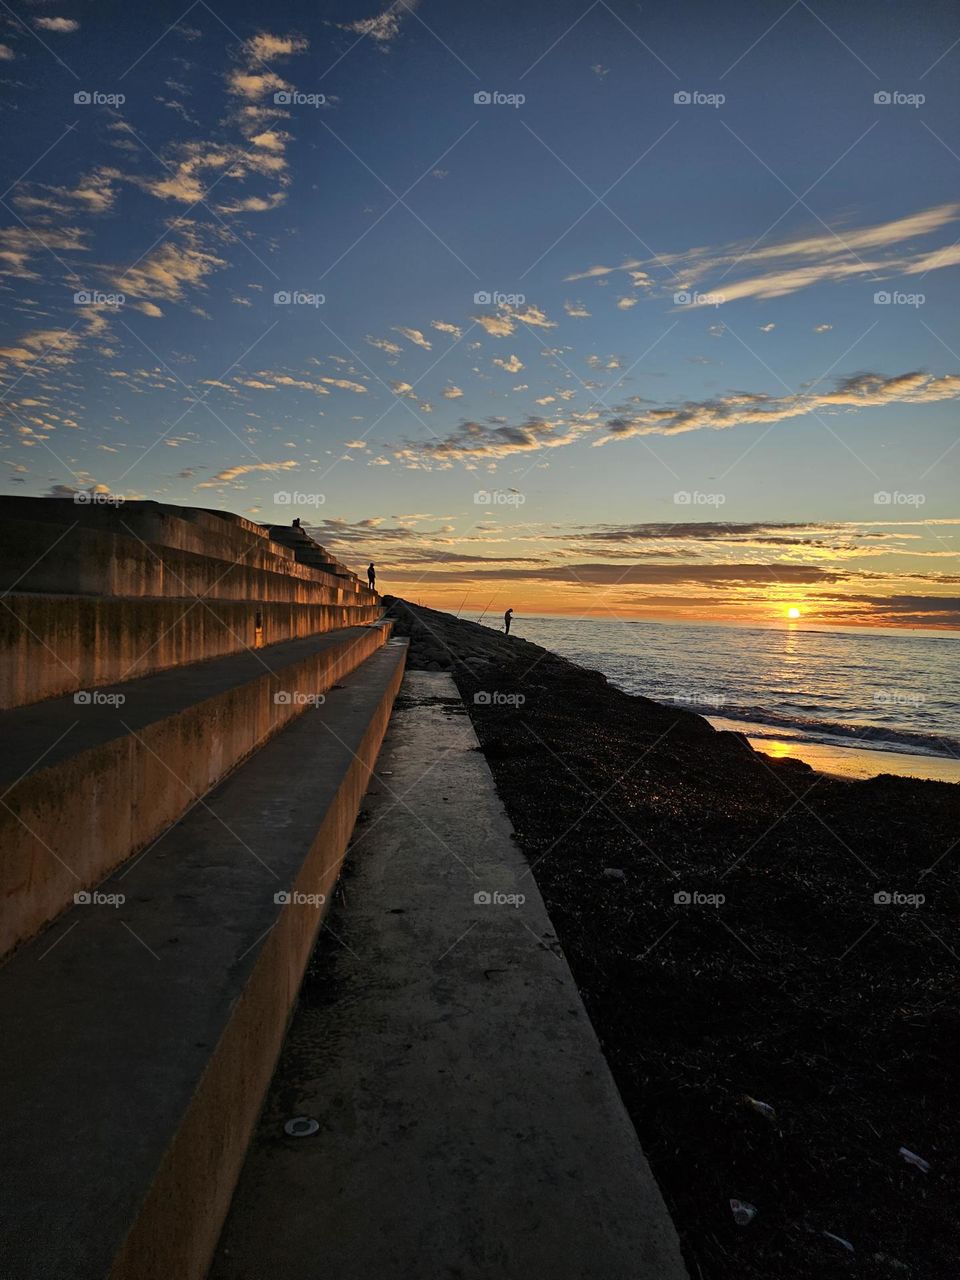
top-left (787, 606), bottom-right (802, 620)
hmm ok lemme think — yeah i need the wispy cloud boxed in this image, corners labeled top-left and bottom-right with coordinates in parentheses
top-left (195, 460), bottom-right (298, 489)
top-left (472, 302), bottom-right (557, 338)
top-left (340, 0), bottom-right (421, 47)
top-left (367, 335), bottom-right (403, 355)
top-left (35, 17), bottom-right (78, 33)
top-left (595, 370), bottom-right (960, 446)
top-left (0, 224), bottom-right (88, 280)
top-left (568, 203), bottom-right (960, 306)
top-left (431, 320), bottom-right (463, 339)
top-left (110, 227), bottom-right (227, 308)
top-left (395, 369), bottom-right (960, 464)
top-left (393, 326), bottom-right (432, 350)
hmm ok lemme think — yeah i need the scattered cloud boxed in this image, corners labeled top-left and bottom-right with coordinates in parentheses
top-left (473, 312), bottom-right (515, 337)
top-left (564, 258), bottom-right (645, 283)
top-left (0, 312), bottom-right (109, 376)
top-left (341, 0), bottom-right (420, 46)
top-left (35, 17), bottom-right (79, 32)
top-left (196, 460), bottom-right (299, 488)
top-left (472, 302), bottom-right (556, 338)
top-left (514, 304), bottom-right (557, 329)
top-left (110, 229), bottom-right (227, 307)
top-left (227, 68), bottom-right (292, 101)
top-left (244, 32), bottom-right (308, 60)
top-left (322, 376), bottom-right (367, 393)
top-left (493, 354), bottom-right (524, 373)
top-left (15, 168), bottom-right (123, 217)
top-left (0, 224), bottom-right (88, 280)
top-left (393, 325), bottom-right (432, 350)
top-left (367, 335), bottom-right (403, 355)
top-left (431, 320), bottom-right (463, 339)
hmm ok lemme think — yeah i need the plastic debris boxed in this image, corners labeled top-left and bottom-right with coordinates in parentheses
top-left (823, 1231), bottom-right (854, 1252)
top-left (743, 1094), bottom-right (777, 1121)
top-left (729, 1199), bottom-right (757, 1226)
top-left (899, 1146), bottom-right (930, 1173)
top-left (284, 1116), bottom-right (319, 1138)
top-left (602, 868), bottom-right (626, 880)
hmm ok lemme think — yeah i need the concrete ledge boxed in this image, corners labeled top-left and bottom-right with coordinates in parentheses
top-left (0, 497), bottom-right (317, 567)
top-left (0, 624), bottom-right (391, 957)
top-left (0, 517), bottom-right (377, 605)
top-left (210, 672), bottom-right (688, 1280)
top-left (0, 638), bottom-right (408, 1280)
top-left (0, 593), bottom-right (383, 709)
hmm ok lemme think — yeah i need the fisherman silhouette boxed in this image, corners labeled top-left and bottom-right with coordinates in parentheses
top-left (291, 517), bottom-right (301, 529)
top-left (504, 608), bottom-right (513, 636)
top-left (367, 562), bottom-right (376, 591)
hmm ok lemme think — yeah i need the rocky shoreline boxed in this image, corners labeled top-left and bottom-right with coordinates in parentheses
top-left (385, 597), bottom-right (959, 1280)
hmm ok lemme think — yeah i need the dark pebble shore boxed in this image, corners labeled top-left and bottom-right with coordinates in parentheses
top-left (385, 597), bottom-right (960, 1280)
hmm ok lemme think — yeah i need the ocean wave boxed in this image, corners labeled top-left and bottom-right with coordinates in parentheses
top-left (712, 705), bottom-right (960, 760)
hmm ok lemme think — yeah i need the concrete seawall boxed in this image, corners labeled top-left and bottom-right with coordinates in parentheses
top-left (0, 624), bottom-right (392, 958)
top-left (0, 593), bottom-right (381, 707)
top-left (0, 509), bottom-right (688, 1280)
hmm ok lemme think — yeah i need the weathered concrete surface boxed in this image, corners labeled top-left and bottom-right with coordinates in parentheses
top-left (0, 592), bottom-right (382, 709)
top-left (0, 516), bottom-right (375, 604)
top-left (0, 623), bottom-right (391, 957)
top-left (210, 672), bottom-right (688, 1280)
top-left (0, 638), bottom-right (408, 1280)
top-left (0, 497), bottom-right (339, 570)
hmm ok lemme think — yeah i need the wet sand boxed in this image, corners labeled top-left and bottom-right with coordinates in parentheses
top-left (709, 716), bottom-right (960, 784)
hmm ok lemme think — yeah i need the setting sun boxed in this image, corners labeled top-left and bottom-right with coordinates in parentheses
top-left (787, 607), bottom-right (802, 619)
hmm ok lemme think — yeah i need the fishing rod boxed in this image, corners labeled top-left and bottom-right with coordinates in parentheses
top-left (476, 595), bottom-right (497, 625)
top-left (455, 591), bottom-right (469, 618)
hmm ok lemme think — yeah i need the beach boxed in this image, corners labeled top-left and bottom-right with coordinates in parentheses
top-left (386, 597), bottom-right (959, 1280)
top-left (711, 717), bottom-right (960, 784)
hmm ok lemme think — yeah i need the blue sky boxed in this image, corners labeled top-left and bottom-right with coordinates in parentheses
top-left (2, 0), bottom-right (959, 625)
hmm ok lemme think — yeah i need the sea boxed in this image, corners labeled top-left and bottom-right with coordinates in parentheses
top-left (512, 615), bottom-right (960, 784)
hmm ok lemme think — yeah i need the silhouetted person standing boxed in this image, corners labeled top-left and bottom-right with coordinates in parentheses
top-left (367, 562), bottom-right (376, 591)
top-left (504, 607), bottom-right (513, 635)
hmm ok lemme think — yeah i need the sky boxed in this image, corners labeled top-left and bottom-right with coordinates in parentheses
top-left (1, 0), bottom-right (959, 628)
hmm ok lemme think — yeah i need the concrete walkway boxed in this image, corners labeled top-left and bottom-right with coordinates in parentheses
top-left (211, 672), bottom-right (687, 1280)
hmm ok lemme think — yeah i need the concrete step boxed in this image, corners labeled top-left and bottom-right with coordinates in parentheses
top-left (1, 497), bottom-right (297, 565)
top-left (263, 524), bottom-right (345, 573)
top-left (0, 515), bottom-right (377, 605)
top-left (0, 623), bottom-right (392, 957)
top-left (210, 671), bottom-right (688, 1280)
top-left (0, 637), bottom-right (408, 1280)
top-left (0, 592), bottom-right (383, 709)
